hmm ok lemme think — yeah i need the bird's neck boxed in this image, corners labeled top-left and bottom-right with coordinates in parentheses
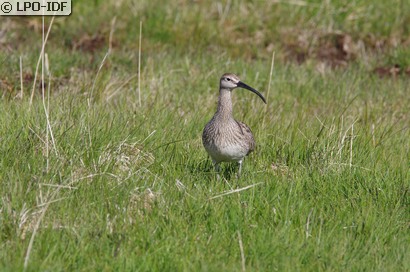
top-left (216, 88), bottom-right (233, 121)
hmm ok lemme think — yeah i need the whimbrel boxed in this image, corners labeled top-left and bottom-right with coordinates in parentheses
top-left (202, 73), bottom-right (266, 178)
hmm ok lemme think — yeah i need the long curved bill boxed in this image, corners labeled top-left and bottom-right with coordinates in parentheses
top-left (237, 81), bottom-right (267, 104)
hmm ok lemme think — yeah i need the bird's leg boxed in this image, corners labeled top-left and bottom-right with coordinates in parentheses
top-left (237, 159), bottom-right (243, 178)
top-left (213, 160), bottom-right (221, 180)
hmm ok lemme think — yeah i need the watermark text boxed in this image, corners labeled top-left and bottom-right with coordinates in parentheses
top-left (1, 0), bottom-right (71, 16)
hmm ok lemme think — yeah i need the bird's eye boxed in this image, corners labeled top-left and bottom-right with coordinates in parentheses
top-left (226, 78), bottom-right (231, 81)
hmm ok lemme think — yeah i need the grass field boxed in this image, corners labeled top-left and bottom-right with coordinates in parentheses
top-left (0, 0), bottom-right (409, 271)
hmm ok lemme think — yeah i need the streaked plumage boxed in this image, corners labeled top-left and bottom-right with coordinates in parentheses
top-left (202, 73), bottom-right (266, 178)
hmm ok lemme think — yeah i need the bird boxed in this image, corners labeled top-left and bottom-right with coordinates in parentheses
top-left (202, 73), bottom-right (266, 178)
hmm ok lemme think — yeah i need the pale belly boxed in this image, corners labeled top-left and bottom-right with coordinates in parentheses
top-left (205, 143), bottom-right (248, 163)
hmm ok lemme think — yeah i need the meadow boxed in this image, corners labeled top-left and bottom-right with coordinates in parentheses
top-left (0, 0), bottom-right (409, 271)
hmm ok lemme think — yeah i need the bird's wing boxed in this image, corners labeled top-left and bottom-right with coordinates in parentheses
top-left (236, 120), bottom-right (255, 154)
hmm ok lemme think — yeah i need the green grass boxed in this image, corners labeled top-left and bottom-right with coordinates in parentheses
top-left (0, 0), bottom-right (409, 271)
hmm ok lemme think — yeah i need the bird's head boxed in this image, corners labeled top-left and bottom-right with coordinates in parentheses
top-left (220, 73), bottom-right (266, 104)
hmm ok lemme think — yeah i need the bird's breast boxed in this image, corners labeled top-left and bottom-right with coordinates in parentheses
top-left (202, 119), bottom-right (254, 163)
